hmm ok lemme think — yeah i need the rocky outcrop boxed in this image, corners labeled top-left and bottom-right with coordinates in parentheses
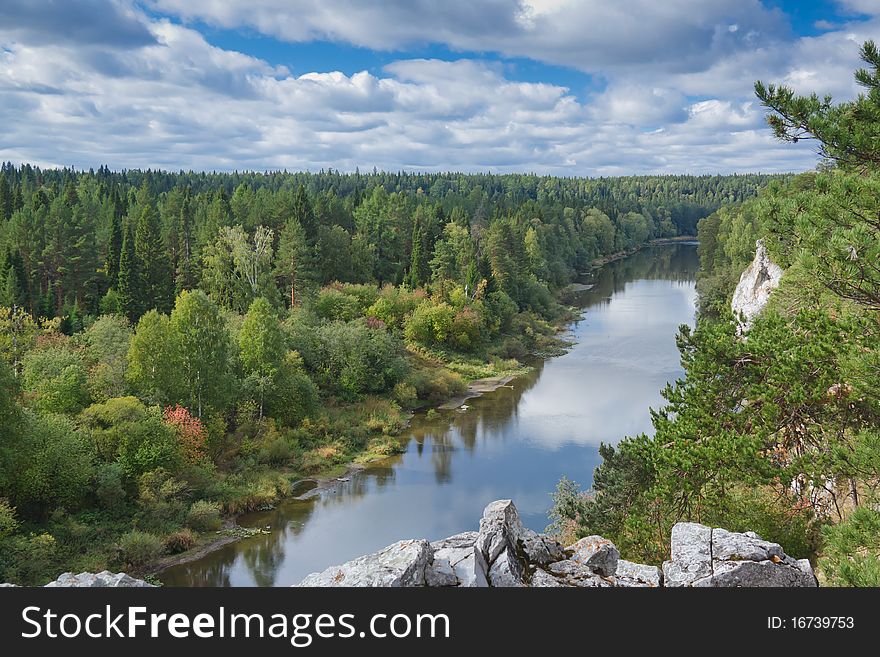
top-left (663, 523), bottom-right (817, 587)
top-left (297, 539), bottom-right (433, 587)
top-left (294, 500), bottom-right (817, 588)
top-left (3, 571), bottom-right (156, 587)
top-left (731, 239), bottom-right (783, 331)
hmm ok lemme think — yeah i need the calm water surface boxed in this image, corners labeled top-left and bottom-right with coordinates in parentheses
top-left (161, 243), bottom-right (698, 586)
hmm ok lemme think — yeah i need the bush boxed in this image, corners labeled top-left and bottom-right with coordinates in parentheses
top-left (21, 347), bottom-right (91, 414)
top-left (185, 500), bottom-right (222, 532)
top-left (118, 530), bottom-right (163, 567)
top-left (163, 528), bottom-right (197, 555)
top-left (95, 462), bottom-right (127, 511)
top-left (404, 302), bottom-right (455, 347)
top-left (313, 287), bottom-right (363, 321)
top-left (392, 382), bottom-right (418, 409)
top-left (309, 320), bottom-right (407, 398)
top-left (365, 285), bottom-right (424, 331)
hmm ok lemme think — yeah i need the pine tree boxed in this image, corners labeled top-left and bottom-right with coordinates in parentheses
top-left (134, 203), bottom-right (174, 314)
top-left (117, 222), bottom-right (141, 322)
top-left (274, 217), bottom-right (312, 308)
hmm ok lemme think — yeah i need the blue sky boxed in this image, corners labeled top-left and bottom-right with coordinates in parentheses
top-left (2, 1), bottom-right (879, 175)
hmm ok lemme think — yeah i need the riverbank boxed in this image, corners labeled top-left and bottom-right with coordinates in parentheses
top-left (149, 239), bottom-right (692, 579)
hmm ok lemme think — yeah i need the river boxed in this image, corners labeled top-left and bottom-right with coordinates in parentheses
top-left (160, 242), bottom-right (698, 586)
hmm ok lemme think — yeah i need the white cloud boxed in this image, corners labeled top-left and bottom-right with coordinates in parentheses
top-left (1, 1), bottom-right (878, 174)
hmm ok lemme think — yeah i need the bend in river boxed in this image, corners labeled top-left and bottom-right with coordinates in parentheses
top-left (160, 242), bottom-right (698, 587)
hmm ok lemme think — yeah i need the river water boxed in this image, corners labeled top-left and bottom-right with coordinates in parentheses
top-left (160, 243), bottom-right (698, 586)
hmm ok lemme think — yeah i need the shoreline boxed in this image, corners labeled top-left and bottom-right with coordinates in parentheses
top-left (150, 238), bottom-right (694, 578)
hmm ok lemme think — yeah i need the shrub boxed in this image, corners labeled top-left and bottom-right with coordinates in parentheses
top-left (185, 500), bottom-right (222, 532)
top-left (314, 287), bottom-right (363, 321)
top-left (404, 302), bottom-right (455, 347)
top-left (392, 382), bottom-right (418, 409)
top-left (310, 320), bottom-right (407, 398)
top-left (163, 404), bottom-right (208, 464)
top-left (21, 347), bottom-right (91, 414)
top-left (163, 528), bottom-right (197, 555)
top-left (118, 530), bottom-right (163, 567)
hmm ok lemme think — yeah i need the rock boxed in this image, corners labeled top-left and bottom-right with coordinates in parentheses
top-left (712, 527), bottom-right (785, 563)
top-left (44, 571), bottom-right (154, 587)
top-left (296, 539), bottom-right (432, 587)
top-left (545, 559), bottom-right (612, 587)
top-left (662, 522), bottom-right (713, 587)
top-left (614, 559), bottom-right (662, 588)
top-left (697, 560), bottom-right (817, 588)
top-left (488, 547), bottom-right (525, 587)
top-left (731, 239), bottom-right (783, 331)
top-left (530, 569), bottom-right (564, 587)
top-left (663, 522), bottom-right (817, 587)
top-left (522, 529), bottom-right (565, 566)
top-left (427, 532), bottom-right (488, 587)
top-left (567, 535), bottom-right (620, 577)
top-left (286, 500), bottom-right (818, 588)
top-left (477, 499), bottom-right (524, 566)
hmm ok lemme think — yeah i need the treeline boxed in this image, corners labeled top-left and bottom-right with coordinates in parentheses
top-left (551, 42), bottom-right (880, 587)
top-left (0, 165), bottom-right (782, 325)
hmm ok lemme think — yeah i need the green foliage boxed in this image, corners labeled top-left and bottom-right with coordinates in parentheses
top-left (819, 507), bottom-right (880, 586)
top-left (117, 530), bottom-right (163, 567)
top-left (185, 500), bottom-right (222, 532)
top-left (21, 347), bottom-right (91, 415)
top-left (80, 397), bottom-right (180, 478)
top-left (170, 290), bottom-right (232, 417)
top-left (9, 411), bottom-right (94, 517)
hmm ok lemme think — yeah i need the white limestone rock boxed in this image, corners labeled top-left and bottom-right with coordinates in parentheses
top-left (296, 539), bottom-right (433, 587)
top-left (731, 239), bottom-right (783, 331)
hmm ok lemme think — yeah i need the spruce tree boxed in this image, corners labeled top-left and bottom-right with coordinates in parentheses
top-left (105, 211), bottom-right (123, 286)
top-left (0, 176), bottom-right (11, 221)
top-left (134, 203), bottom-right (174, 314)
top-left (117, 222), bottom-right (141, 322)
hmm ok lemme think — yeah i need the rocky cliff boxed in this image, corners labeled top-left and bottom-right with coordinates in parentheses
top-left (296, 500), bottom-right (816, 587)
top-left (731, 239), bottom-right (783, 331)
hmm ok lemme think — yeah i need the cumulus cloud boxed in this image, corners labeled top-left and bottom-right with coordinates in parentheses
top-left (149, 0), bottom-right (789, 74)
top-left (0, 1), bottom-right (878, 174)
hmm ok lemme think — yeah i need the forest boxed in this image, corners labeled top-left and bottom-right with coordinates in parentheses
top-left (552, 41), bottom-right (880, 587)
top-left (0, 155), bottom-right (779, 582)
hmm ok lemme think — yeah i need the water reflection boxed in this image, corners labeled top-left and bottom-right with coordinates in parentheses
top-left (160, 243), bottom-right (698, 587)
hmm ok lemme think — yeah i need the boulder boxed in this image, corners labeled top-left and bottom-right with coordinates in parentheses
top-left (44, 571), bottom-right (154, 587)
top-left (426, 532), bottom-right (488, 587)
top-left (296, 539), bottom-right (432, 587)
top-left (731, 239), bottom-right (783, 331)
top-left (477, 499), bottom-right (525, 566)
top-left (662, 522), bottom-right (713, 587)
top-left (614, 560), bottom-right (662, 588)
top-left (663, 522), bottom-right (817, 587)
top-left (522, 529), bottom-right (565, 566)
top-left (567, 535), bottom-right (620, 577)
